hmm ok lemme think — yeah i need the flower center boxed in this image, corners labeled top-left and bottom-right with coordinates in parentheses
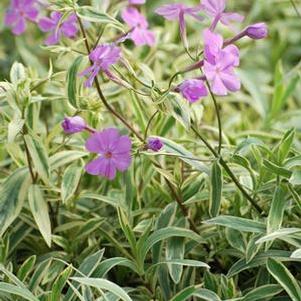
top-left (104, 151), bottom-right (113, 159)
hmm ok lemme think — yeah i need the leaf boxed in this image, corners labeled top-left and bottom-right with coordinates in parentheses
top-left (267, 186), bottom-right (287, 234)
top-left (271, 61), bottom-right (285, 118)
top-left (242, 284), bottom-right (283, 301)
top-left (266, 258), bottom-right (301, 301)
top-left (71, 277), bottom-right (132, 301)
top-left (51, 265), bottom-right (73, 301)
top-left (209, 161), bottom-right (223, 217)
top-left (256, 228), bottom-right (301, 244)
top-left (76, 7), bottom-right (124, 31)
top-left (277, 128), bottom-right (295, 163)
top-left (170, 286), bottom-right (221, 301)
top-left (10, 61), bottom-right (26, 84)
top-left (50, 151), bottom-right (87, 170)
top-left (204, 216), bottom-right (266, 233)
top-left (0, 283), bottom-right (39, 301)
top-left (0, 168), bottom-right (30, 237)
top-left (263, 159), bottom-right (292, 178)
top-left (8, 115), bottom-right (24, 143)
top-left (291, 249), bottom-right (301, 259)
top-left (61, 163), bottom-right (82, 204)
top-left (24, 135), bottom-right (50, 183)
top-left (152, 136), bottom-right (209, 174)
top-left (17, 255), bottom-right (36, 282)
top-left (28, 185), bottom-right (52, 247)
top-left (139, 227), bottom-right (203, 265)
top-left (67, 56), bottom-right (83, 108)
top-left (290, 170), bottom-right (301, 186)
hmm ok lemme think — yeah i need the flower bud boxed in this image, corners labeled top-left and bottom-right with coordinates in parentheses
top-left (179, 79), bottom-right (208, 103)
top-left (245, 23), bottom-right (268, 40)
top-left (61, 116), bottom-right (86, 134)
top-left (147, 138), bottom-right (163, 152)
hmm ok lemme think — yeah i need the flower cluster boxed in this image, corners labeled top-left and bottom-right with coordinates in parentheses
top-left (4, 0), bottom-right (78, 44)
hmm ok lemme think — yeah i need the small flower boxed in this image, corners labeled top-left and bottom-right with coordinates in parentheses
top-left (203, 29), bottom-right (240, 96)
top-left (201, 0), bottom-right (244, 29)
top-left (61, 116), bottom-right (86, 134)
top-left (147, 138), bottom-right (163, 152)
top-left (4, 0), bottom-right (39, 35)
top-left (179, 79), bottom-right (208, 103)
top-left (38, 12), bottom-right (78, 45)
top-left (85, 128), bottom-right (132, 180)
top-left (244, 23), bottom-right (268, 40)
top-left (129, 0), bottom-right (145, 4)
top-left (121, 7), bottom-right (155, 46)
top-left (155, 3), bottom-right (203, 48)
top-left (80, 44), bottom-right (121, 87)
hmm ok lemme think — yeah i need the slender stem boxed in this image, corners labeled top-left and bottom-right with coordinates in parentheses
top-left (191, 125), bottom-right (265, 215)
top-left (76, 13), bottom-right (144, 141)
top-left (23, 136), bottom-right (36, 183)
top-left (290, 0), bottom-right (301, 18)
top-left (144, 110), bottom-right (159, 141)
top-left (207, 82), bottom-right (222, 155)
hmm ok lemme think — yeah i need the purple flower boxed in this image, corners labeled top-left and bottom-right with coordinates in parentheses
top-left (245, 23), bottom-right (268, 40)
top-left (147, 138), bottom-right (163, 152)
top-left (201, 0), bottom-right (244, 29)
top-left (155, 3), bottom-right (203, 48)
top-left (129, 0), bottom-right (145, 4)
top-left (4, 0), bottom-right (39, 35)
top-left (121, 7), bottom-right (155, 46)
top-left (80, 44), bottom-right (121, 87)
top-left (179, 79), bottom-right (208, 103)
top-left (38, 12), bottom-right (78, 45)
top-left (85, 128), bottom-right (132, 180)
top-left (61, 116), bottom-right (86, 134)
top-left (203, 29), bottom-right (240, 96)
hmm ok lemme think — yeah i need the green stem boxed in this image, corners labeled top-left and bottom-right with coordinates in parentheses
top-left (191, 125), bottom-right (265, 215)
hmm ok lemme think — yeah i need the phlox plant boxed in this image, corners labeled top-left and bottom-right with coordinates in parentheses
top-left (0, 0), bottom-right (301, 300)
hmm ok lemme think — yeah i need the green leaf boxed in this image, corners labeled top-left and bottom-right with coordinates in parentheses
top-left (17, 255), bottom-right (36, 282)
top-left (277, 128), bottom-right (295, 163)
top-left (28, 184), bottom-right (52, 247)
top-left (50, 151), bottom-right (87, 170)
top-left (10, 61), bottom-right (26, 84)
top-left (0, 168), bottom-right (30, 237)
top-left (204, 216), bottom-right (266, 233)
top-left (271, 61), bottom-right (285, 118)
top-left (67, 56), bottom-right (83, 108)
top-left (24, 134), bottom-right (50, 183)
top-left (8, 115), bottom-right (24, 143)
top-left (51, 265), bottom-right (73, 301)
top-left (267, 258), bottom-right (301, 301)
top-left (263, 159), bottom-right (292, 178)
top-left (242, 284), bottom-right (282, 301)
top-left (152, 136), bottom-right (209, 174)
top-left (0, 283), bottom-right (39, 301)
top-left (61, 163), bottom-right (82, 204)
top-left (267, 186), bottom-right (287, 233)
top-left (71, 277), bottom-right (132, 301)
top-left (76, 7), bottom-right (124, 31)
top-left (209, 161), bottom-right (223, 217)
top-left (290, 170), bottom-right (301, 186)
top-left (170, 286), bottom-right (221, 301)
top-left (256, 228), bottom-right (301, 244)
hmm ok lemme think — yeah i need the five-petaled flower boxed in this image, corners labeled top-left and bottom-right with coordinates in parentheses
top-left (203, 29), bottom-right (240, 96)
top-left (179, 79), bottom-right (208, 103)
top-left (80, 44), bottom-right (121, 88)
top-left (155, 3), bottom-right (203, 48)
top-left (38, 12), bottom-right (78, 45)
top-left (121, 7), bottom-right (155, 46)
top-left (85, 128), bottom-right (132, 180)
top-left (5, 0), bottom-right (39, 35)
top-left (201, 0), bottom-right (244, 30)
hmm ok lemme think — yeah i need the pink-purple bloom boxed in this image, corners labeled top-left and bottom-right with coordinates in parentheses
top-left (80, 44), bottom-right (121, 87)
top-left (38, 12), bottom-right (78, 45)
top-left (147, 138), bottom-right (163, 152)
top-left (61, 116), bottom-right (86, 134)
top-left (4, 0), bottom-right (39, 35)
top-left (179, 79), bottom-right (208, 103)
top-left (129, 0), bottom-right (145, 4)
top-left (203, 29), bottom-right (240, 96)
top-left (121, 7), bottom-right (155, 46)
top-left (201, 0), bottom-right (244, 29)
top-left (85, 128), bottom-right (132, 180)
top-left (155, 3), bottom-right (203, 48)
top-left (244, 23), bottom-right (268, 40)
